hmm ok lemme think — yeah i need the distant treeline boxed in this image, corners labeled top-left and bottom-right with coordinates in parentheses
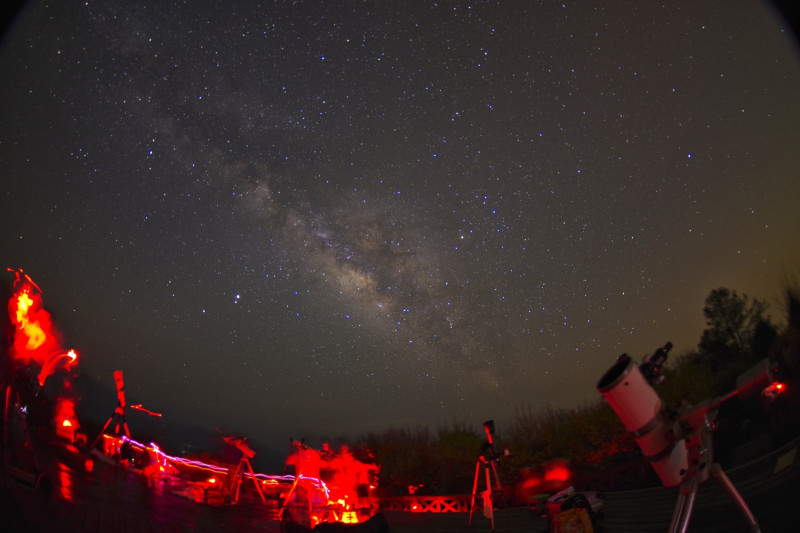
top-left (347, 283), bottom-right (800, 497)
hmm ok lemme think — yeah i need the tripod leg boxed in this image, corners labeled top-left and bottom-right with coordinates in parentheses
top-left (668, 486), bottom-right (697, 533)
top-left (484, 465), bottom-right (495, 530)
top-left (710, 464), bottom-right (761, 533)
top-left (468, 461), bottom-right (481, 526)
top-left (489, 460), bottom-right (502, 492)
top-left (89, 415), bottom-right (115, 450)
top-left (489, 460), bottom-right (510, 526)
top-left (279, 469), bottom-right (302, 521)
top-left (245, 458), bottom-right (267, 502)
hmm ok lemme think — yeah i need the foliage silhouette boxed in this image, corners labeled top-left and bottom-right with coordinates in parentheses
top-left (352, 283), bottom-right (800, 497)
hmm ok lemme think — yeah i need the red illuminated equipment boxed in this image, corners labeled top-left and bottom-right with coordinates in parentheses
top-left (90, 370), bottom-right (132, 451)
top-left (6, 268), bottom-right (79, 387)
top-left (468, 420), bottom-right (508, 530)
top-left (761, 381), bottom-right (785, 404)
top-left (130, 404), bottom-right (162, 417)
top-left (281, 440), bottom-right (381, 529)
top-left (598, 343), bottom-right (781, 533)
top-left (38, 349), bottom-right (77, 387)
top-left (54, 397), bottom-right (80, 443)
top-left (221, 435), bottom-right (266, 504)
top-left (4, 268), bottom-right (84, 487)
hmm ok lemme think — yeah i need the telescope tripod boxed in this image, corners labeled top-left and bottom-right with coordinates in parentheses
top-left (468, 457), bottom-right (506, 530)
top-left (90, 370), bottom-right (131, 451)
top-left (226, 455), bottom-right (267, 504)
top-left (668, 405), bottom-right (760, 533)
top-left (89, 403), bottom-right (130, 451)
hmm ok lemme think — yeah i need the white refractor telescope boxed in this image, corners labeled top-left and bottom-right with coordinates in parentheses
top-left (597, 344), bottom-right (687, 488)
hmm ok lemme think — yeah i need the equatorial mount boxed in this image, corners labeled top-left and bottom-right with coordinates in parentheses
top-left (598, 343), bottom-right (782, 533)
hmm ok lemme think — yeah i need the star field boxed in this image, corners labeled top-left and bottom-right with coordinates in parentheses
top-left (1, 1), bottom-right (799, 454)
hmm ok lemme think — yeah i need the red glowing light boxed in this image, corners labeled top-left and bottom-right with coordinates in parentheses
top-left (130, 404), bottom-right (163, 417)
top-left (54, 397), bottom-right (80, 442)
top-left (520, 474), bottom-right (542, 491)
top-left (7, 269), bottom-right (78, 389)
top-left (762, 380), bottom-right (786, 403)
top-left (282, 441), bottom-right (380, 527)
top-left (58, 463), bottom-right (76, 502)
top-left (38, 349), bottom-right (79, 387)
top-left (545, 465), bottom-right (571, 482)
top-left (9, 282), bottom-right (61, 364)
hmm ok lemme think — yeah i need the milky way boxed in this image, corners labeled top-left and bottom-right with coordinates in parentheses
top-left (1, 1), bottom-right (799, 456)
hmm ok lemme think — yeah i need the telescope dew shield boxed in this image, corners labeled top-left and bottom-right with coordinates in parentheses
top-left (113, 370), bottom-right (126, 408)
top-left (597, 355), bottom-right (688, 488)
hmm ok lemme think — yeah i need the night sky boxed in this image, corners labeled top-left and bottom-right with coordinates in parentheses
top-left (2, 1), bottom-right (799, 458)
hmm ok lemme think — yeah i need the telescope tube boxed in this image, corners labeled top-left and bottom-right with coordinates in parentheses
top-left (598, 355), bottom-right (688, 487)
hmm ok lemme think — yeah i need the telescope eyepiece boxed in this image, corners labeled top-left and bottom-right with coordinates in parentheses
top-left (639, 342), bottom-right (673, 385)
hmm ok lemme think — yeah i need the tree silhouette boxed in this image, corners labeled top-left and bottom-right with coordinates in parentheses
top-left (698, 287), bottom-right (772, 370)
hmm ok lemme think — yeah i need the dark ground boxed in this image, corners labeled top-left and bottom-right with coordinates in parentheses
top-left (1, 435), bottom-right (798, 532)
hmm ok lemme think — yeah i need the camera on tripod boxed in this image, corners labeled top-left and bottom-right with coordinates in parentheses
top-left (469, 419), bottom-right (508, 528)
